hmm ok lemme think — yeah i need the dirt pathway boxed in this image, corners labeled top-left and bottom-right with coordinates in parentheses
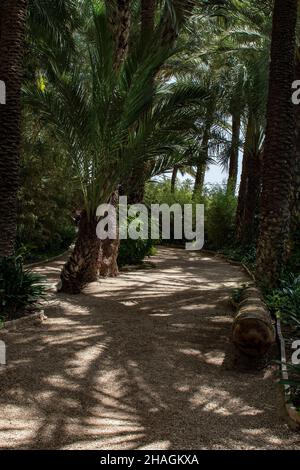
top-left (0, 247), bottom-right (299, 449)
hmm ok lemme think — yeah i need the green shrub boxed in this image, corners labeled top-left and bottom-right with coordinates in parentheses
top-left (221, 245), bottom-right (256, 268)
top-left (0, 255), bottom-right (47, 320)
top-left (266, 274), bottom-right (300, 330)
top-left (145, 178), bottom-right (195, 206)
top-left (118, 238), bottom-right (156, 267)
top-left (117, 214), bottom-right (156, 267)
top-left (145, 180), bottom-right (238, 250)
top-left (281, 363), bottom-right (300, 411)
top-left (205, 186), bottom-right (237, 250)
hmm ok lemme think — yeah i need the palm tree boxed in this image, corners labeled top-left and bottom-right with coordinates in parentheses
top-left (193, 100), bottom-right (216, 199)
top-left (123, 0), bottom-right (197, 206)
top-left (25, 7), bottom-right (208, 293)
top-left (256, 0), bottom-right (298, 287)
top-left (0, 0), bottom-right (28, 258)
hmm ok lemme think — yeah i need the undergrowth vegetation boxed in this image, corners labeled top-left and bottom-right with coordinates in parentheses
top-left (0, 254), bottom-right (47, 321)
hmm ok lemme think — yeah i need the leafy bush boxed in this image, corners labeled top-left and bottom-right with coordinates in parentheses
top-left (221, 245), bottom-right (256, 268)
top-left (145, 177), bottom-right (195, 206)
top-left (267, 276), bottom-right (300, 412)
top-left (145, 180), bottom-right (238, 250)
top-left (205, 186), bottom-right (237, 250)
top-left (0, 255), bottom-right (47, 320)
top-left (266, 275), bottom-right (300, 330)
top-left (281, 363), bottom-right (300, 411)
top-left (118, 238), bottom-right (156, 267)
top-left (117, 214), bottom-right (156, 267)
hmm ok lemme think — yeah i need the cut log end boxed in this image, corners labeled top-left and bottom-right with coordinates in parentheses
top-left (232, 287), bottom-right (275, 358)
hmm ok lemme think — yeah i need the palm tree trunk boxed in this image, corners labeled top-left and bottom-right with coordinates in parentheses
top-left (235, 126), bottom-right (249, 243)
top-left (0, 0), bottom-right (28, 258)
top-left (141, 0), bottom-right (155, 45)
top-left (171, 165), bottom-right (179, 193)
top-left (158, 0), bottom-right (195, 46)
top-left (121, 0), bottom-right (156, 205)
top-left (227, 110), bottom-right (241, 194)
top-left (99, 190), bottom-right (120, 278)
top-left (59, 211), bottom-right (101, 294)
top-left (106, 0), bottom-right (131, 71)
top-left (235, 115), bottom-right (261, 246)
top-left (96, 1), bottom-right (132, 279)
top-left (193, 163), bottom-right (206, 199)
top-left (290, 52), bottom-right (300, 235)
top-left (193, 114), bottom-right (211, 199)
top-left (256, 0), bottom-right (298, 287)
top-left (122, 161), bottom-right (152, 205)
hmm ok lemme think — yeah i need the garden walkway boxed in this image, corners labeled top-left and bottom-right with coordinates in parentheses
top-left (0, 247), bottom-right (299, 449)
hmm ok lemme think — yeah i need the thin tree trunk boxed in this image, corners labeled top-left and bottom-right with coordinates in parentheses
top-left (227, 111), bottom-right (241, 194)
top-left (59, 211), bottom-right (101, 294)
top-left (193, 163), bottom-right (206, 199)
top-left (256, 0), bottom-right (298, 287)
top-left (171, 165), bottom-right (179, 193)
top-left (0, 0), bottom-right (28, 258)
top-left (193, 111), bottom-right (211, 199)
top-left (236, 115), bottom-right (261, 246)
top-left (235, 126), bottom-right (250, 243)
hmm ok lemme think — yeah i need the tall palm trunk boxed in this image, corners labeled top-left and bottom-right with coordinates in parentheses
top-left (106, 0), bottom-right (131, 70)
top-left (141, 0), bottom-right (155, 46)
top-left (0, 0), bottom-right (28, 258)
top-left (159, 0), bottom-right (195, 46)
top-left (193, 106), bottom-right (213, 199)
top-left (287, 52), bottom-right (300, 262)
top-left (235, 115), bottom-right (261, 246)
top-left (256, 0), bottom-right (298, 287)
top-left (290, 52), bottom-right (300, 235)
top-left (123, 0), bottom-right (156, 205)
top-left (123, 161), bottom-right (152, 204)
top-left (59, 211), bottom-right (101, 294)
top-left (97, 1), bottom-right (132, 278)
top-left (227, 110), bottom-right (241, 194)
top-left (193, 163), bottom-right (206, 199)
top-left (171, 165), bottom-right (179, 193)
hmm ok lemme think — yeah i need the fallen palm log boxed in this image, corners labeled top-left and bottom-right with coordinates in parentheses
top-left (232, 287), bottom-right (275, 357)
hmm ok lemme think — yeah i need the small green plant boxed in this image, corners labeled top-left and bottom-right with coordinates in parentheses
top-left (0, 254), bottom-right (47, 320)
top-left (281, 363), bottom-right (300, 411)
top-left (231, 286), bottom-right (245, 306)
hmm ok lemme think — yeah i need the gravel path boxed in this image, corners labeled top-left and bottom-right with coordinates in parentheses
top-left (0, 247), bottom-right (299, 450)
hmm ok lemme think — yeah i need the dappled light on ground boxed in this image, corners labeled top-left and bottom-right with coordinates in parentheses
top-left (0, 248), bottom-right (299, 450)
